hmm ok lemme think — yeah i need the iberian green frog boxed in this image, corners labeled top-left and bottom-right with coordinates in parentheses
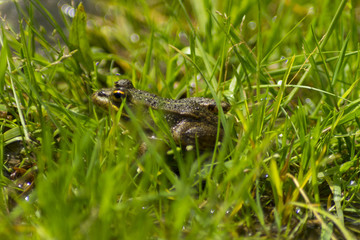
top-left (92, 79), bottom-right (230, 149)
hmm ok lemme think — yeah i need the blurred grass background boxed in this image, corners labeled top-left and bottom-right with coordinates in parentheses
top-left (0, 0), bottom-right (360, 239)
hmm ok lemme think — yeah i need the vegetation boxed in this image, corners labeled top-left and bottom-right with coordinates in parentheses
top-left (1, 0), bottom-right (359, 239)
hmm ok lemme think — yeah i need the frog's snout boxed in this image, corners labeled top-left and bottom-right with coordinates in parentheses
top-left (94, 90), bottom-right (107, 97)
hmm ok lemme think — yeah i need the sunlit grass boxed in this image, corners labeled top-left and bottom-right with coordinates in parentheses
top-left (0, 0), bottom-right (360, 239)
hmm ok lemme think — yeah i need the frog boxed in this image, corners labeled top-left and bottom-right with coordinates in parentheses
top-left (91, 79), bottom-right (230, 149)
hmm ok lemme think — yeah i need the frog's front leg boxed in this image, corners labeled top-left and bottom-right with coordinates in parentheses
top-left (171, 121), bottom-right (223, 149)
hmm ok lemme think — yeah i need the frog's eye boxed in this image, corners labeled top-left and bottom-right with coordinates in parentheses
top-left (112, 90), bottom-right (126, 102)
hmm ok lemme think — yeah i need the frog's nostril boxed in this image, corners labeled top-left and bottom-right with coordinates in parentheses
top-left (98, 91), bottom-right (107, 97)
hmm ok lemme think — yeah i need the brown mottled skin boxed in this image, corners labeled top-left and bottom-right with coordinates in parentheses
top-left (92, 79), bottom-right (230, 149)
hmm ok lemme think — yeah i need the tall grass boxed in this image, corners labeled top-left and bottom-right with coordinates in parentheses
top-left (0, 0), bottom-right (359, 239)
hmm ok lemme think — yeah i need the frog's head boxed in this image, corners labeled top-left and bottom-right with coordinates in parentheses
top-left (92, 84), bottom-right (132, 112)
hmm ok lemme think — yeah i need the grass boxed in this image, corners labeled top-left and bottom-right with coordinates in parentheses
top-left (1, 0), bottom-right (360, 239)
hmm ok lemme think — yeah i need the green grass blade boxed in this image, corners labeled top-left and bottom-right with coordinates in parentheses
top-left (269, 55), bottom-right (295, 130)
top-left (69, 3), bottom-right (93, 73)
top-left (142, 27), bottom-right (154, 82)
top-left (269, 159), bottom-right (283, 213)
top-left (332, 33), bottom-right (350, 86)
top-left (256, 0), bottom-right (262, 101)
top-left (0, 27), bottom-right (8, 92)
top-left (337, 78), bottom-right (360, 107)
top-left (310, 26), bottom-right (332, 85)
top-left (319, 0), bottom-right (348, 49)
